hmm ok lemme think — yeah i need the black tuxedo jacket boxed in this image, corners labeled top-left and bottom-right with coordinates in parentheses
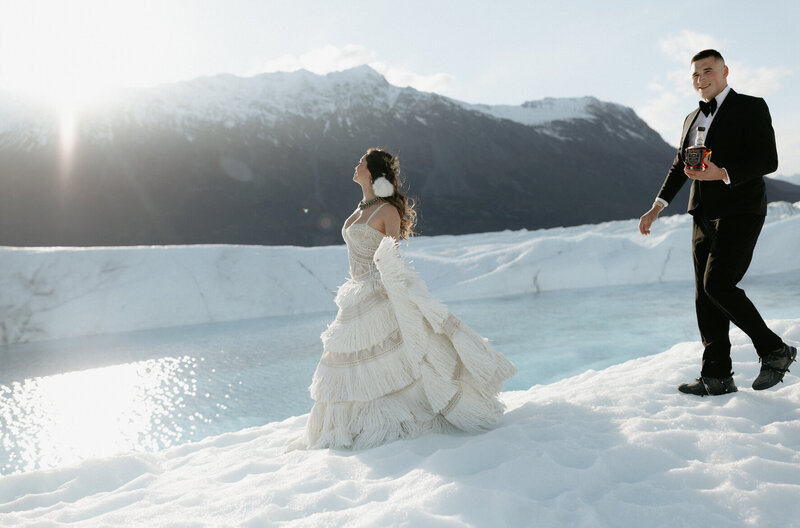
top-left (657, 89), bottom-right (778, 218)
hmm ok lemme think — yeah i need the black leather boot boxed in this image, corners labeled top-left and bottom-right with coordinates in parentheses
top-left (678, 374), bottom-right (738, 396)
top-left (752, 345), bottom-right (797, 391)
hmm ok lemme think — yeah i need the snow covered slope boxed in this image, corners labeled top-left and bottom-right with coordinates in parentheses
top-left (2, 202), bottom-right (799, 345)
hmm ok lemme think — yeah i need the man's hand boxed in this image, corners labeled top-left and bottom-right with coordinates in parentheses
top-left (639, 205), bottom-right (662, 235)
top-left (685, 160), bottom-right (727, 181)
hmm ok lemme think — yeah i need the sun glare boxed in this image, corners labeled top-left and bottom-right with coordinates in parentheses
top-left (58, 104), bottom-right (77, 181)
top-left (2, 4), bottom-right (112, 107)
top-left (0, 1), bottom-right (187, 108)
top-left (0, 1), bottom-right (194, 179)
top-left (0, 356), bottom-right (200, 474)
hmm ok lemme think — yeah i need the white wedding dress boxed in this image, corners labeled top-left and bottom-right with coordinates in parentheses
top-left (304, 204), bottom-right (516, 449)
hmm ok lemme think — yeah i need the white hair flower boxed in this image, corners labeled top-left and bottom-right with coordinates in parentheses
top-left (372, 176), bottom-right (394, 197)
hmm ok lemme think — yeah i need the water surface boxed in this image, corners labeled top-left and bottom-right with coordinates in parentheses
top-left (2, 272), bottom-right (798, 474)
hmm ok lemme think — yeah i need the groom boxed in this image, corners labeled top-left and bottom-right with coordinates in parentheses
top-left (638, 49), bottom-right (796, 396)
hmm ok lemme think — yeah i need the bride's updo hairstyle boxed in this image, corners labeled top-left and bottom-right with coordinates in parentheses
top-left (364, 147), bottom-right (417, 240)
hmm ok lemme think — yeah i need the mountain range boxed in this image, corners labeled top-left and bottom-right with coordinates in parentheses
top-left (1, 65), bottom-right (798, 246)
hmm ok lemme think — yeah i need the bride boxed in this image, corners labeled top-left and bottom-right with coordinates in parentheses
top-left (304, 147), bottom-right (516, 449)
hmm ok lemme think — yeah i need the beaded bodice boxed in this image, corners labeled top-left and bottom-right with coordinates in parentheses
top-left (342, 204), bottom-right (387, 280)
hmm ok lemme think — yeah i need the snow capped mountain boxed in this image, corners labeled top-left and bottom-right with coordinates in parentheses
top-left (122, 67), bottom-right (408, 129)
top-left (1, 67), bottom-right (430, 145)
top-left (0, 67), bottom-right (627, 148)
top-left (1, 67), bottom-right (798, 247)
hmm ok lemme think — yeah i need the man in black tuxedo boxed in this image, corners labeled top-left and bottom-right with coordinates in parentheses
top-left (639, 49), bottom-right (796, 396)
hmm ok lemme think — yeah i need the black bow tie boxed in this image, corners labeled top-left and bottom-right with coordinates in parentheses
top-left (699, 98), bottom-right (717, 117)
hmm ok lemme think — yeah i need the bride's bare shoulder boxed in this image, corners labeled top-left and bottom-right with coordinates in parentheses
top-left (380, 202), bottom-right (400, 219)
top-left (372, 203), bottom-right (400, 238)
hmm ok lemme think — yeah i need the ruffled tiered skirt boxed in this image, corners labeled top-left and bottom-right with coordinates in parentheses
top-left (304, 238), bottom-right (516, 450)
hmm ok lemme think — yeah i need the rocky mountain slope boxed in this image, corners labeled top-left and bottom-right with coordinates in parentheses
top-left (1, 66), bottom-right (797, 246)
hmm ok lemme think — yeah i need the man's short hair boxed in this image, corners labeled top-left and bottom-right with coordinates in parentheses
top-left (691, 49), bottom-right (725, 64)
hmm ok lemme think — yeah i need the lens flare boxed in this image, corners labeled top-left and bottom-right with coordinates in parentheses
top-left (58, 103), bottom-right (77, 184)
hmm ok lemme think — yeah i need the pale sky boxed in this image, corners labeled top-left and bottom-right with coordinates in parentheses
top-left (1, 0), bottom-right (798, 175)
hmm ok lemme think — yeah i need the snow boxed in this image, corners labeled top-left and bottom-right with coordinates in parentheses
top-left (0, 68), bottom-right (625, 149)
top-left (1, 321), bottom-right (798, 527)
top-left (0, 67), bottom-right (416, 146)
top-left (1, 204), bottom-right (799, 526)
top-left (461, 96), bottom-right (598, 127)
top-left (3, 202), bottom-right (799, 346)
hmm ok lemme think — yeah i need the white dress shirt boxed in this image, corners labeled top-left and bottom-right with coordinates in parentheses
top-left (656, 85), bottom-right (733, 209)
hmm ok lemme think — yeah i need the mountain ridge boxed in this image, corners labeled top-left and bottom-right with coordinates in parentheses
top-left (1, 66), bottom-right (799, 246)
